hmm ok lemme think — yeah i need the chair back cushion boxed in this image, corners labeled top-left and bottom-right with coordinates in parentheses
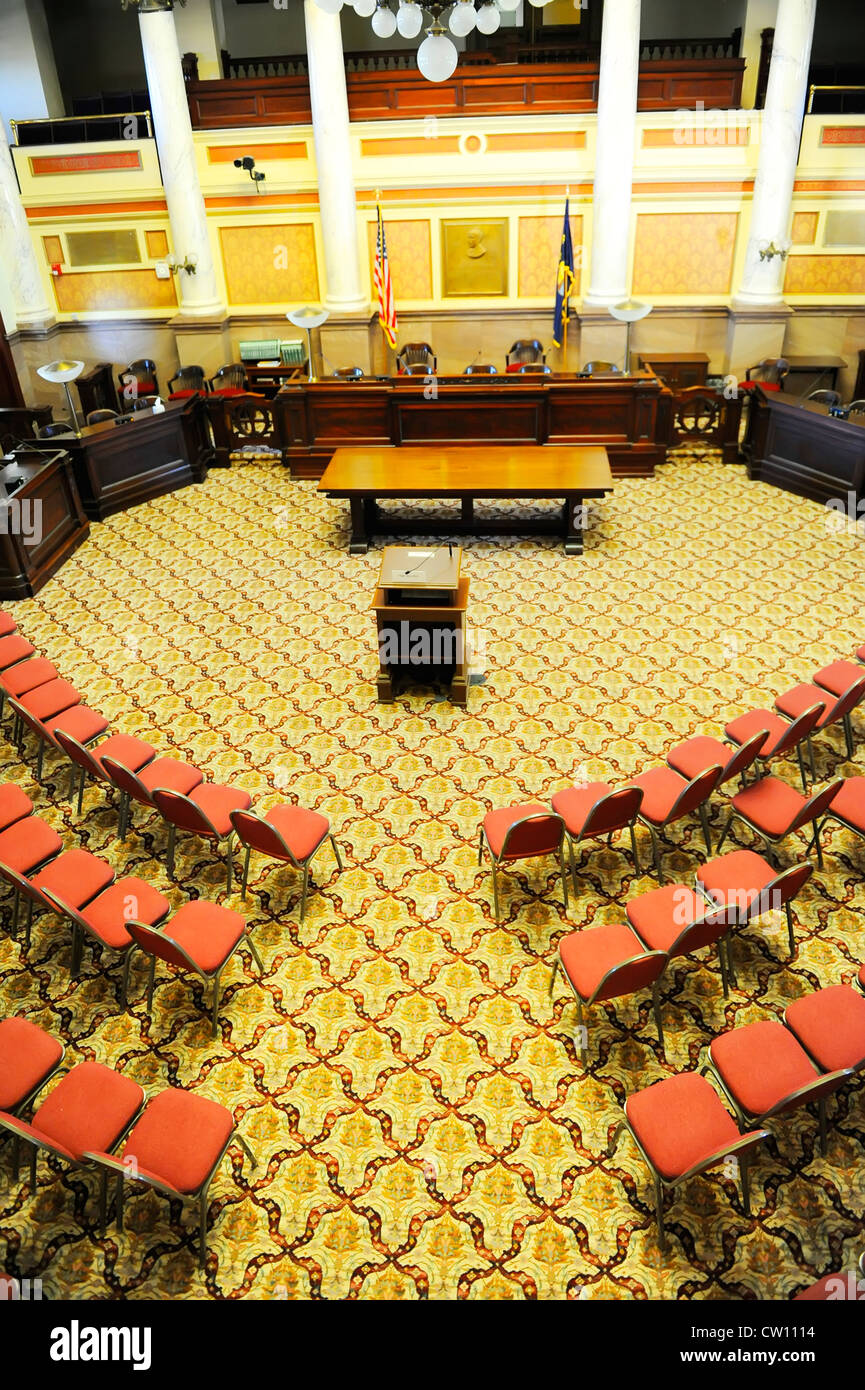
top-left (583, 785), bottom-right (643, 838)
top-left (126, 920), bottom-right (191, 971)
top-left (671, 764), bottom-right (723, 821)
top-left (229, 807), bottom-right (290, 859)
top-left (788, 779), bottom-right (846, 836)
top-left (775, 702), bottom-right (825, 754)
top-left (152, 787), bottom-right (212, 836)
top-left (499, 812), bottom-right (564, 860)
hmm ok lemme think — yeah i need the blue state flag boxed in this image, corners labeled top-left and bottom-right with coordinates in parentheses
top-left (552, 198), bottom-right (575, 348)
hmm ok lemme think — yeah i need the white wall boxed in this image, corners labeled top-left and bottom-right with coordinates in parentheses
top-left (0, 0), bottom-right (63, 139)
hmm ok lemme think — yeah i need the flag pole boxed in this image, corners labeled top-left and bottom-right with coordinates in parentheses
top-left (562, 187), bottom-right (570, 367)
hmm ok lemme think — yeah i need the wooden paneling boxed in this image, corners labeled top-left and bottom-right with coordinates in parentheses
top-left (186, 58), bottom-right (744, 128)
top-left (749, 391), bottom-right (865, 506)
top-left (0, 451), bottom-right (89, 599)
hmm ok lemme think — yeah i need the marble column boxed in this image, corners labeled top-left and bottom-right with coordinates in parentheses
top-left (734, 0), bottom-right (816, 305)
top-left (0, 119), bottom-right (53, 329)
top-left (134, 0), bottom-right (225, 317)
top-left (584, 0), bottom-right (641, 308)
top-left (303, 0), bottom-right (367, 314)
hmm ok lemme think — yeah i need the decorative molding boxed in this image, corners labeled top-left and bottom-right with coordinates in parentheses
top-left (120, 1), bottom-right (184, 12)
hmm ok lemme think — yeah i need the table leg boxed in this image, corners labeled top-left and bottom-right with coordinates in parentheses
top-left (461, 496), bottom-right (473, 533)
top-left (349, 496), bottom-right (369, 555)
top-left (564, 494), bottom-right (584, 555)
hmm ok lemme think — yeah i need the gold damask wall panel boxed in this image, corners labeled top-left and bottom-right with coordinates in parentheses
top-left (791, 212), bottom-right (819, 245)
top-left (53, 269), bottom-right (177, 313)
top-left (632, 212), bottom-right (738, 295)
top-left (785, 254), bottom-right (865, 294)
top-left (518, 215), bottom-right (583, 297)
top-left (366, 218), bottom-right (432, 300)
top-left (220, 223), bottom-right (319, 306)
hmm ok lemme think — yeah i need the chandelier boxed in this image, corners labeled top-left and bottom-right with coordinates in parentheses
top-left (311, 1), bottom-right (556, 82)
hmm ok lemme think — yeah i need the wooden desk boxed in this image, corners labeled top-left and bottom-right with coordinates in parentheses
top-left (280, 373), bottom-right (671, 479)
top-left (780, 356), bottom-right (848, 396)
top-left (371, 576), bottom-right (469, 707)
top-left (0, 449), bottom-right (89, 599)
top-left (319, 444), bottom-right (613, 555)
top-left (27, 398), bottom-right (210, 520)
top-left (748, 389), bottom-right (865, 505)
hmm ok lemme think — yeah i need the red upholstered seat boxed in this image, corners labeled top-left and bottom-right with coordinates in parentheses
top-left (213, 386), bottom-right (245, 396)
top-left (0, 783), bottom-right (34, 833)
top-left (724, 708), bottom-right (803, 756)
top-left (627, 766), bottom-right (687, 823)
top-left (187, 783), bottom-right (252, 837)
top-left (23, 1060), bottom-right (143, 1162)
top-left (89, 733), bottom-right (156, 777)
top-left (161, 900), bottom-right (247, 974)
top-left (776, 681), bottom-right (841, 728)
top-left (558, 922), bottom-right (651, 1000)
top-left (120, 1089), bottom-right (233, 1195)
top-left (0, 634), bottom-right (35, 670)
top-left (858, 645), bottom-right (865, 662)
top-left (727, 776), bottom-right (804, 837)
top-left (482, 802), bottom-right (558, 857)
top-left (795, 1272), bottom-right (865, 1301)
top-left (666, 735), bottom-right (730, 781)
top-left (0, 657), bottom-right (58, 699)
top-left (0, 1017), bottom-right (63, 1112)
top-left (710, 1020), bottom-right (817, 1116)
top-left (0, 610), bottom-right (17, 637)
top-left (168, 389), bottom-right (202, 400)
top-left (260, 804), bottom-right (329, 860)
top-left (785, 985), bottom-right (865, 1073)
top-left (696, 848), bottom-right (775, 912)
top-left (859, 964), bottom-right (865, 993)
top-left (814, 659), bottom-right (864, 699)
top-left (30, 849), bottom-right (114, 911)
top-left (826, 778), bottom-right (865, 833)
top-left (44, 704), bottom-right (109, 745)
top-left (137, 757), bottom-right (203, 798)
top-left (626, 884), bottom-right (722, 954)
top-left (80, 876), bottom-right (171, 949)
top-left (0, 815), bottom-right (62, 874)
top-left (625, 1072), bottom-right (743, 1181)
top-left (551, 782), bottom-right (614, 834)
top-left (18, 677), bottom-right (80, 722)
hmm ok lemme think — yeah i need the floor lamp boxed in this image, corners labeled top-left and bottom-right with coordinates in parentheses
top-left (608, 300), bottom-right (653, 374)
top-left (286, 308), bottom-right (330, 382)
top-left (36, 359), bottom-right (85, 431)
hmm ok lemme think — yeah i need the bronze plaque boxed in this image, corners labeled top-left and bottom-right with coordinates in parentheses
top-left (441, 219), bottom-right (508, 297)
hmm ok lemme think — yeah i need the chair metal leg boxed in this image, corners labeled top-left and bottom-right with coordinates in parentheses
top-left (817, 1098), bottom-right (828, 1156)
top-left (235, 1132), bottom-right (257, 1168)
top-left (653, 1173), bottom-right (666, 1251)
top-left (843, 712), bottom-right (854, 760)
top-left (576, 995), bottom-right (587, 1063)
top-left (718, 939), bottom-right (729, 998)
top-left (652, 982), bottom-right (665, 1055)
top-left (699, 803), bottom-right (712, 855)
top-left (166, 823), bottom-right (176, 877)
top-left (813, 818), bottom-right (824, 869)
top-left (786, 902), bottom-right (795, 956)
top-left (199, 1189), bottom-right (209, 1269)
top-left (146, 956), bottom-right (156, 1013)
top-left (558, 847), bottom-right (569, 910)
top-left (99, 1170), bottom-right (108, 1234)
top-left (715, 811), bottom-right (733, 855)
top-left (629, 822), bottom-right (639, 874)
top-left (807, 734), bottom-right (816, 783)
top-left (12, 887), bottom-right (20, 936)
top-left (477, 829), bottom-right (484, 867)
top-left (67, 760), bottom-right (76, 801)
top-left (225, 834), bottom-right (233, 895)
top-left (740, 1154), bottom-right (752, 1216)
top-left (607, 1119), bottom-right (627, 1158)
top-left (245, 934), bottom-right (264, 972)
top-left (491, 861), bottom-right (502, 923)
top-left (548, 957), bottom-right (558, 998)
top-left (36, 741), bottom-right (44, 781)
top-left (650, 827), bottom-right (663, 884)
top-left (24, 898), bottom-right (34, 950)
top-left (29, 1144), bottom-right (37, 1192)
top-left (330, 835), bottom-right (343, 872)
top-left (212, 971), bottom-right (221, 1036)
top-left (116, 1171), bottom-right (125, 1232)
top-left (77, 767), bottom-right (86, 814)
top-left (300, 865), bottom-right (310, 922)
top-left (122, 949), bottom-right (133, 1005)
top-left (71, 923), bottom-right (84, 974)
top-left (241, 845), bottom-right (251, 900)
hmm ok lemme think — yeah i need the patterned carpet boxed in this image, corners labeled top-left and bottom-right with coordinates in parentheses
top-left (1, 447), bottom-right (863, 1301)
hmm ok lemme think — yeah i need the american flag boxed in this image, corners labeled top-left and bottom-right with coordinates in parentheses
top-left (374, 204), bottom-right (398, 350)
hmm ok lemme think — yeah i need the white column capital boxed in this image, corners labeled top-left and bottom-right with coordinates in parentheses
top-left (304, 0), bottom-right (367, 316)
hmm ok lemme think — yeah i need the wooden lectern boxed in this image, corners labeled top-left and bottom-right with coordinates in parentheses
top-left (370, 545), bottom-right (468, 707)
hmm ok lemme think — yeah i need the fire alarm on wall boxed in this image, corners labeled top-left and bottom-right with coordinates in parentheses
top-left (50, 262), bottom-right (62, 277)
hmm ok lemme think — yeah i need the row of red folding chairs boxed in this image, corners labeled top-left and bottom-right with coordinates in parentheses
top-left (0, 780), bottom-right (264, 1036)
top-left (0, 608), bottom-right (341, 915)
top-left (600, 974), bottom-right (865, 1253)
top-left (0, 1016), bottom-right (255, 1268)
top-left (479, 642), bottom-right (865, 918)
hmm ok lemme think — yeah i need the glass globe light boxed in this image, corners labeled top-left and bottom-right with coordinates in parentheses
top-left (396, 1), bottom-right (423, 38)
top-left (497, 0), bottom-right (520, 9)
top-left (527, 0), bottom-right (554, 7)
top-left (353, 0), bottom-right (376, 16)
top-left (314, 0), bottom-right (344, 13)
top-left (476, 3), bottom-right (501, 34)
top-left (449, 1), bottom-right (477, 37)
top-left (371, 3), bottom-right (397, 36)
top-left (417, 31), bottom-right (459, 81)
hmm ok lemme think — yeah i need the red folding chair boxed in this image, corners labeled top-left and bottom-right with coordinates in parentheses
top-left (626, 764), bottom-right (723, 883)
top-left (550, 783), bottom-right (643, 883)
top-left (551, 921), bottom-right (667, 1060)
top-left (153, 783), bottom-right (252, 894)
top-left (230, 804), bottom-right (343, 920)
top-left (0, 847), bottom-right (114, 950)
top-left (607, 1072), bottom-right (768, 1252)
top-left (784, 985), bottom-right (865, 1076)
top-left (478, 803), bottom-right (569, 922)
top-left (775, 673), bottom-right (865, 764)
top-left (626, 884), bottom-right (735, 996)
top-left (84, 1087), bottom-right (256, 1269)
top-left (817, 777), bottom-right (865, 853)
top-left (42, 878), bottom-right (171, 998)
top-left (696, 850), bottom-right (813, 963)
top-left (666, 728), bottom-right (768, 793)
top-left (100, 753), bottom-right (203, 838)
top-left (724, 702), bottom-right (825, 791)
top-left (7, 693), bottom-right (108, 784)
top-left (125, 902), bottom-right (263, 1037)
top-left (53, 729), bottom-right (156, 821)
top-left (0, 1018), bottom-right (65, 1118)
top-left (714, 777), bottom-right (844, 870)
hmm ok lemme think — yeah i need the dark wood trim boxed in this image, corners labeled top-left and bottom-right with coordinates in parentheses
top-left (0, 310), bottom-right (24, 410)
top-left (0, 450), bottom-right (90, 600)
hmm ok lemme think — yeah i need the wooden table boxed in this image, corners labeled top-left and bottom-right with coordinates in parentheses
top-left (781, 356), bottom-right (848, 396)
top-left (318, 445), bottom-right (614, 555)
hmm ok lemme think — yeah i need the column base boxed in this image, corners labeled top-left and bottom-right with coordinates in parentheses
top-left (725, 302), bottom-right (794, 380)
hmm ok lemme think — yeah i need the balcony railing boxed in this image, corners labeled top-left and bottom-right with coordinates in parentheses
top-left (11, 111), bottom-right (153, 146)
